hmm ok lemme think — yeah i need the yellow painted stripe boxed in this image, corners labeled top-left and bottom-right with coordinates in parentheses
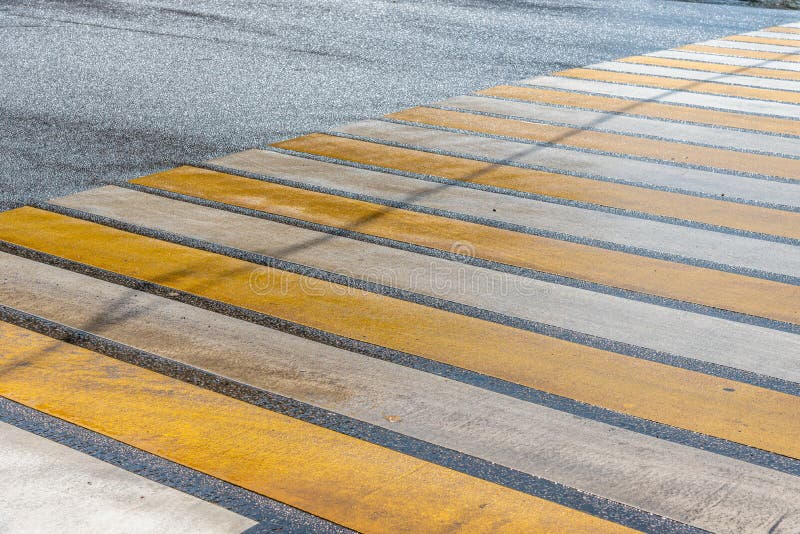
top-left (0, 321), bottom-right (629, 533)
top-left (724, 34), bottom-right (800, 48)
top-left (557, 68), bottom-right (800, 105)
top-left (678, 44), bottom-right (800, 64)
top-left (478, 85), bottom-right (800, 137)
top-left (2, 207), bottom-right (800, 460)
top-left (277, 133), bottom-right (800, 240)
top-left (128, 166), bottom-right (800, 325)
top-left (385, 106), bottom-right (799, 181)
top-left (764, 26), bottom-right (800, 35)
top-left (621, 55), bottom-right (800, 81)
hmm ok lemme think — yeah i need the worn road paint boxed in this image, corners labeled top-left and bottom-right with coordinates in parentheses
top-left (2, 207), bottom-right (800, 459)
top-left (385, 106), bottom-right (800, 180)
top-left (0, 321), bottom-right (631, 533)
top-left (274, 133), bottom-right (800, 239)
top-left (124, 167), bottom-right (800, 325)
top-left (724, 34), bottom-right (800, 48)
top-left (479, 85), bottom-right (800, 136)
top-left (47, 188), bottom-right (800, 383)
top-left (3, 251), bottom-right (800, 533)
top-left (439, 94), bottom-right (800, 156)
top-left (555, 68), bottom-right (800, 106)
top-left (588, 61), bottom-right (800, 92)
top-left (620, 55), bottom-right (800, 81)
top-left (678, 44), bottom-right (800, 63)
top-left (0, 421), bottom-right (257, 533)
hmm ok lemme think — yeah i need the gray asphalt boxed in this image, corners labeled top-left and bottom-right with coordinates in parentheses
top-left (1, 0), bottom-right (797, 209)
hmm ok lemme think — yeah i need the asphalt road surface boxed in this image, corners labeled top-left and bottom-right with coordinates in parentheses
top-left (1, 0), bottom-right (797, 209)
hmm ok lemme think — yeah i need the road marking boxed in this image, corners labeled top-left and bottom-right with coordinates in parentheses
top-left (50, 187), bottom-right (800, 384)
top-left (588, 61), bottom-right (800, 91)
top-left (767, 26), bottom-right (800, 35)
top-left (555, 68), bottom-right (800, 105)
top-left (677, 43), bottom-right (800, 63)
top-left (521, 75), bottom-right (800, 119)
top-left (478, 85), bottom-right (800, 136)
top-left (724, 34), bottom-right (800, 48)
top-left (0, 397), bottom-right (342, 532)
top-left (333, 119), bottom-right (800, 210)
top-left (262, 138), bottom-right (800, 279)
top-left (696, 38), bottom-right (800, 53)
top-left (622, 55), bottom-right (800, 80)
top-left (440, 94), bottom-right (800, 156)
top-left (744, 30), bottom-right (800, 41)
top-left (0, 421), bottom-right (256, 534)
top-left (3, 251), bottom-right (800, 533)
top-left (385, 106), bottom-right (800, 180)
top-left (0, 321), bottom-right (630, 533)
top-left (129, 167), bottom-right (800, 324)
top-left (674, 44), bottom-right (800, 64)
top-left (3, 21), bottom-right (800, 530)
top-left (2, 207), bottom-right (800, 457)
top-left (271, 132), bottom-right (800, 239)
top-left (645, 50), bottom-right (800, 71)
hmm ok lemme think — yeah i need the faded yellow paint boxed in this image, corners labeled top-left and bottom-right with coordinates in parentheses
top-left (556, 68), bottom-right (800, 104)
top-left (678, 44), bottom-right (800, 64)
top-left (385, 106), bottom-right (799, 181)
top-left (620, 55), bottom-right (800, 82)
top-left (0, 321), bottom-right (630, 533)
top-left (478, 85), bottom-right (800, 136)
top-left (724, 34), bottom-right (800, 48)
top-left (2, 207), bottom-right (800, 459)
top-left (276, 133), bottom-right (800, 240)
top-left (129, 168), bottom-right (800, 325)
top-left (764, 26), bottom-right (800, 35)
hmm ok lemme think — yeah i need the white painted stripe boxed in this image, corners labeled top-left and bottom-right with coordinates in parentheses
top-left (146, 148), bottom-right (800, 277)
top-left (55, 184), bottom-right (800, 383)
top-left (520, 75), bottom-right (800, 119)
top-left (258, 139), bottom-right (800, 276)
top-left (3, 251), bottom-right (800, 534)
top-left (700, 38), bottom-right (800, 54)
top-left (589, 61), bottom-right (800, 92)
top-left (440, 94), bottom-right (800, 157)
top-left (647, 50), bottom-right (800, 72)
top-left (746, 30), bottom-right (800, 41)
top-left (332, 119), bottom-right (800, 208)
top-left (0, 422), bottom-right (256, 534)
top-left (63, 185), bottom-right (800, 378)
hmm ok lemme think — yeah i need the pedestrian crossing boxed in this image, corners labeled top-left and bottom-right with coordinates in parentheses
top-left (724, 34), bottom-right (800, 48)
top-left (2, 21), bottom-right (800, 534)
top-left (619, 55), bottom-right (800, 82)
top-left (479, 84), bottom-right (800, 135)
top-left (679, 42), bottom-right (800, 62)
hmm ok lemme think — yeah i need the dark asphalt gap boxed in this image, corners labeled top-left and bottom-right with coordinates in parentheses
top-left (1, 0), bottom-right (798, 207)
